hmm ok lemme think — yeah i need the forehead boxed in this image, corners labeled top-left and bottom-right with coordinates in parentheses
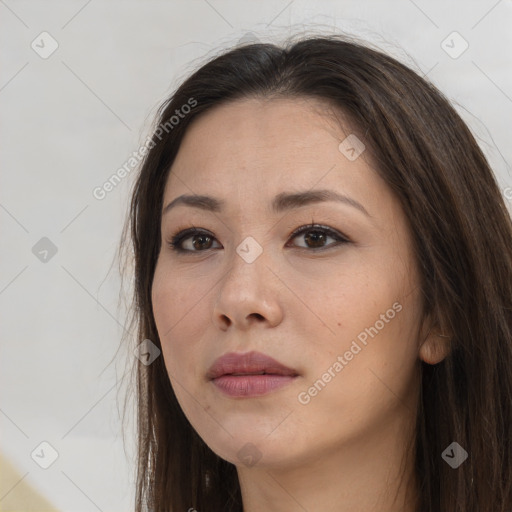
top-left (170, 97), bottom-right (347, 174)
top-left (163, 97), bottom-right (390, 217)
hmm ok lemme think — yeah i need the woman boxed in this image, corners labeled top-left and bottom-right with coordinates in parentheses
top-left (120, 34), bottom-right (512, 511)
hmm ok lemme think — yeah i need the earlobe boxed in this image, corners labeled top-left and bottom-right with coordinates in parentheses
top-left (419, 332), bottom-right (451, 365)
top-left (418, 311), bottom-right (452, 365)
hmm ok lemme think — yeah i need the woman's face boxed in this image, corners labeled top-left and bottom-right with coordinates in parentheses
top-left (152, 97), bottom-right (427, 469)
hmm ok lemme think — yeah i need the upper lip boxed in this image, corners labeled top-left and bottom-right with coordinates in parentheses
top-left (206, 351), bottom-right (298, 379)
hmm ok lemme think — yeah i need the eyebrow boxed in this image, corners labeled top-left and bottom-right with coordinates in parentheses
top-left (162, 189), bottom-right (371, 217)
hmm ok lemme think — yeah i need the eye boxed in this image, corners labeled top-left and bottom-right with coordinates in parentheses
top-left (287, 223), bottom-right (350, 250)
top-left (167, 223), bottom-right (350, 253)
top-left (168, 227), bottom-right (221, 252)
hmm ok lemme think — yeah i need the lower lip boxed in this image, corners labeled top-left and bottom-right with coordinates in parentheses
top-left (211, 374), bottom-right (297, 397)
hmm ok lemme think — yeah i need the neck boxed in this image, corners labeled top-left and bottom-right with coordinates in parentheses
top-left (236, 410), bottom-right (419, 512)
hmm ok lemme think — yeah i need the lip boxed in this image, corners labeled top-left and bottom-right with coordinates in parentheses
top-left (207, 351), bottom-right (299, 397)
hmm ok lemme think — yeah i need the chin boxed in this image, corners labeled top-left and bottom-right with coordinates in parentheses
top-left (198, 424), bottom-right (302, 470)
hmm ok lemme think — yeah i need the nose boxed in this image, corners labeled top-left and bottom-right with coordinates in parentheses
top-left (211, 247), bottom-right (284, 331)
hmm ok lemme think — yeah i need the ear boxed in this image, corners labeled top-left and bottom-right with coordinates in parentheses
top-left (418, 312), bottom-right (452, 365)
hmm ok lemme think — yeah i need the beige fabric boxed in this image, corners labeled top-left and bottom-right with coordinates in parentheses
top-left (0, 452), bottom-right (58, 512)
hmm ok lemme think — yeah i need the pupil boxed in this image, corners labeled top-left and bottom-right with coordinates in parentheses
top-left (305, 231), bottom-right (325, 248)
top-left (193, 234), bottom-right (211, 250)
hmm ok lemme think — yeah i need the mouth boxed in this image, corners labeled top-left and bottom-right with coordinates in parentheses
top-left (229, 371), bottom-right (273, 376)
top-left (211, 374), bottom-right (298, 397)
top-left (207, 351), bottom-right (299, 397)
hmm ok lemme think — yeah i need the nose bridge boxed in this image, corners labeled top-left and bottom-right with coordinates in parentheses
top-left (213, 235), bottom-right (280, 327)
top-left (223, 235), bottom-right (269, 292)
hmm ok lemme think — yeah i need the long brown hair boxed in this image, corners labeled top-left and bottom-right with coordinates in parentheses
top-left (119, 33), bottom-right (512, 511)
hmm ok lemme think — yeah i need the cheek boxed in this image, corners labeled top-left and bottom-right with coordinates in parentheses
top-left (299, 256), bottom-right (420, 400)
top-left (295, 301), bottom-right (420, 444)
top-left (300, 265), bottom-right (378, 352)
top-left (152, 262), bottom-right (196, 336)
top-left (151, 264), bottom-right (208, 382)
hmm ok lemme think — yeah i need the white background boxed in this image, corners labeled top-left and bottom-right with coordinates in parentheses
top-left (1, 1), bottom-right (511, 510)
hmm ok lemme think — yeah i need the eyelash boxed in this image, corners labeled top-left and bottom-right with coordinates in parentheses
top-left (166, 222), bottom-right (350, 254)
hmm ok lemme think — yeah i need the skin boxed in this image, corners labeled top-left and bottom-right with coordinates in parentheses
top-left (151, 97), bottom-right (450, 512)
